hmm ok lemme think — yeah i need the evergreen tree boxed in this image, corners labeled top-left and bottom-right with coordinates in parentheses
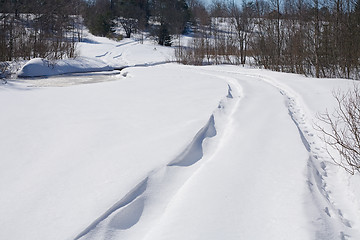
top-left (150, 0), bottom-right (190, 46)
top-left (83, 0), bottom-right (115, 37)
top-left (113, 0), bottom-right (149, 38)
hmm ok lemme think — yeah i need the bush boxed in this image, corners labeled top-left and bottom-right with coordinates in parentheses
top-left (317, 84), bottom-right (360, 174)
top-left (175, 38), bottom-right (205, 65)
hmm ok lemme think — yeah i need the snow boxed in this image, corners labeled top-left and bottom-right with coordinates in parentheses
top-left (17, 32), bottom-right (174, 78)
top-left (17, 57), bottom-right (113, 77)
top-left (1, 31), bottom-right (360, 240)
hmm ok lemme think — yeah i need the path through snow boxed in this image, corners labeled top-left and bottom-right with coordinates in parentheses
top-left (76, 70), bottom-right (242, 240)
top-left (74, 65), bottom-right (359, 240)
top-left (2, 32), bottom-right (360, 240)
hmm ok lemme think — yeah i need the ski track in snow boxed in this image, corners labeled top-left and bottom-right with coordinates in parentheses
top-left (188, 67), bottom-right (355, 239)
top-left (74, 66), bottom-right (354, 239)
top-left (112, 53), bottom-right (122, 59)
top-left (75, 74), bottom-right (243, 240)
top-left (246, 74), bottom-right (353, 239)
top-left (96, 52), bottom-right (109, 58)
top-left (6, 56), bottom-right (357, 238)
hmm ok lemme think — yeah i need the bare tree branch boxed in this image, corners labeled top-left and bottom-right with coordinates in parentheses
top-left (316, 83), bottom-right (360, 175)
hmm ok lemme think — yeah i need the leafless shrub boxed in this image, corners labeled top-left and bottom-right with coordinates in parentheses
top-left (175, 38), bottom-right (205, 65)
top-left (0, 62), bottom-right (10, 78)
top-left (316, 84), bottom-right (360, 174)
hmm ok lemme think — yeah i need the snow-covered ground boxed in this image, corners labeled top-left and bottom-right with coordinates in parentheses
top-left (16, 32), bottom-right (174, 78)
top-left (1, 32), bottom-right (360, 240)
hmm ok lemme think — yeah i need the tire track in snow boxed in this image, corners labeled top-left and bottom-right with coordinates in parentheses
top-left (244, 73), bottom-right (353, 239)
top-left (74, 77), bottom-right (242, 240)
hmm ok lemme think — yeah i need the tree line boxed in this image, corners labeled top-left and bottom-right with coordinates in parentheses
top-left (0, 0), bottom-right (82, 62)
top-left (83, 0), bottom-right (190, 46)
top-left (0, 0), bottom-right (190, 64)
top-left (176, 0), bottom-right (360, 79)
top-left (1, 0), bottom-right (360, 79)
top-left (252, 0), bottom-right (360, 79)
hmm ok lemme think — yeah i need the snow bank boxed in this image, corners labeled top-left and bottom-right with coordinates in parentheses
top-left (17, 57), bottom-right (114, 77)
top-left (15, 30), bottom-right (174, 78)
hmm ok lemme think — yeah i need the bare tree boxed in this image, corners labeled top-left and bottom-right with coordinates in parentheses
top-left (150, 0), bottom-right (190, 46)
top-left (317, 84), bottom-right (360, 174)
top-left (0, 0), bottom-right (82, 62)
top-left (114, 0), bottom-right (148, 38)
top-left (228, 0), bottom-right (254, 65)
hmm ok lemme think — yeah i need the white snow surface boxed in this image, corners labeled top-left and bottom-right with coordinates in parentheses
top-left (17, 32), bottom-right (174, 78)
top-left (17, 57), bottom-right (113, 77)
top-left (1, 33), bottom-right (360, 240)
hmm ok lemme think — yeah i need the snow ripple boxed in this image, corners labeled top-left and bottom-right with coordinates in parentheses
top-left (74, 178), bottom-right (148, 239)
top-left (168, 115), bottom-right (216, 167)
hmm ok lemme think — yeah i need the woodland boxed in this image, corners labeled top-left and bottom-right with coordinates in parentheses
top-left (1, 0), bottom-right (360, 79)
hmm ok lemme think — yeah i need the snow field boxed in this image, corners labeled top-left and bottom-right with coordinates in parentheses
top-left (1, 31), bottom-right (360, 240)
top-left (76, 67), bottom-right (242, 240)
top-left (0, 64), bottom-right (229, 240)
top-left (147, 67), bottom-right (313, 240)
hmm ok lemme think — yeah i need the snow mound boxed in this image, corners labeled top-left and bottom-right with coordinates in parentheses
top-left (17, 57), bottom-right (114, 77)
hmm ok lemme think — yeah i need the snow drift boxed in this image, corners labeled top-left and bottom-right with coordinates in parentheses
top-left (17, 57), bottom-right (114, 77)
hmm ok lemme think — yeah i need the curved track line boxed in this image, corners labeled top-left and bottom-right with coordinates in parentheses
top-left (191, 67), bottom-right (353, 239)
top-left (243, 73), bottom-right (353, 239)
top-left (95, 52), bottom-right (109, 58)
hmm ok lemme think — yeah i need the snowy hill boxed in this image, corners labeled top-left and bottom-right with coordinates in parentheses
top-left (1, 32), bottom-right (360, 240)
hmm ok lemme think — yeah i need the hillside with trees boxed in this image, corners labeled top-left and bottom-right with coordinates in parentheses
top-left (175, 0), bottom-right (360, 79)
top-left (1, 0), bottom-right (360, 79)
top-left (0, 0), bottom-right (82, 62)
